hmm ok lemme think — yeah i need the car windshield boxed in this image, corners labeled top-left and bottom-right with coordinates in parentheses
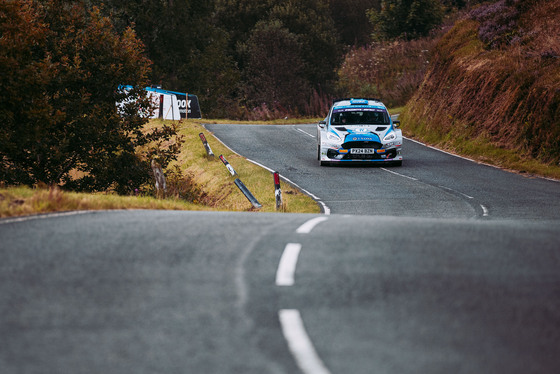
top-left (331, 108), bottom-right (389, 125)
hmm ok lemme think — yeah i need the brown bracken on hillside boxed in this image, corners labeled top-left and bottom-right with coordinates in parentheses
top-left (402, 0), bottom-right (560, 164)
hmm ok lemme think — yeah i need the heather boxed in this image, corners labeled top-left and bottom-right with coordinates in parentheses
top-left (337, 37), bottom-right (440, 108)
top-left (400, 0), bottom-right (560, 173)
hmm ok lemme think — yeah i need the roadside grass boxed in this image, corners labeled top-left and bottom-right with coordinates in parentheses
top-left (202, 117), bottom-right (322, 125)
top-left (170, 118), bottom-right (320, 213)
top-left (1, 118), bottom-right (321, 219)
top-left (0, 185), bottom-right (205, 218)
top-left (400, 108), bottom-right (560, 180)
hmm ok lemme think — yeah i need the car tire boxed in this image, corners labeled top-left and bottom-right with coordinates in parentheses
top-left (393, 160), bottom-right (403, 167)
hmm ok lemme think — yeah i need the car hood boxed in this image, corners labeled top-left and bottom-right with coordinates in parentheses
top-left (331, 126), bottom-right (388, 143)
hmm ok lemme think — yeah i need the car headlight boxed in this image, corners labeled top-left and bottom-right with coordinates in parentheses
top-left (327, 132), bottom-right (341, 142)
top-left (383, 132), bottom-right (397, 142)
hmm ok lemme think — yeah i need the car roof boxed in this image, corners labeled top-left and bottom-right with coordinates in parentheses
top-left (332, 98), bottom-right (387, 109)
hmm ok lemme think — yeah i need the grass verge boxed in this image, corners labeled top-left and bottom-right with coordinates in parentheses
top-left (400, 107), bottom-right (560, 181)
top-left (0, 186), bottom-right (205, 218)
top-left (170, 119), bottom-right (320, 213)
top-left (1, 119), bottom-right (321, 219)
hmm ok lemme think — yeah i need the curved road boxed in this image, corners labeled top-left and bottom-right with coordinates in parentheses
top-left (205, 123), bottom-right (560, 220)
top-left (1, 124), bottom-right (559, 374)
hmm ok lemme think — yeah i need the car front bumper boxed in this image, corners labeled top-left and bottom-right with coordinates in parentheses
top-left (320, 145), bottom-right (402, 163)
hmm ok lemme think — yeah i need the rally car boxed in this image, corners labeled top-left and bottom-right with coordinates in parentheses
top-left (317, 98), bottom-right (402, 166)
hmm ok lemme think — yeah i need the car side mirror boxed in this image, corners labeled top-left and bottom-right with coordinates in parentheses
top-left (393, 120), bottom-right (400, 128)
top-left (318, 120), bottom-right (326, 129)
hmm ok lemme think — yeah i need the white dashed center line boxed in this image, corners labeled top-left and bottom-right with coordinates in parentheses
top-left (277, 217), bottom-right (331, 372)
top-left (381, 167), bottom-right (418, 181)
top-left (276, 243), bottom-right (303, 286)
top-left (296, 216), bottom-right (329, 234)
top-left (296, 128), bottom-right (316, 138)
top-left (279, 309), bottom-right (332, 374)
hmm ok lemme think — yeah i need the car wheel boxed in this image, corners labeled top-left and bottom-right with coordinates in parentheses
top-left (393, 160), bottom-right (403, 167)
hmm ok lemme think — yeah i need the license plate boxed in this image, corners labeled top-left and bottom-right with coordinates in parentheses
top-left (350, 148), bottom-right (375, 154)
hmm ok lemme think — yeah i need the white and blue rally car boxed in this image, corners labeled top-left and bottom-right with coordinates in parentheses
top-left (317, 98), bottom-right (402, 166)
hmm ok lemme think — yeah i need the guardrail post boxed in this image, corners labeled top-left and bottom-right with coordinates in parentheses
top-left (234, 178), bottom-right (262, 209)
top-left (199, 132), bottom-right (214, 159)
top-left (273, 171), bottom-right (283, 210)
top-left (219, 155), bottom-right (238, 176)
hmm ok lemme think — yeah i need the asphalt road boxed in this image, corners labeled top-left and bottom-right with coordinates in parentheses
top-left (1, 124), bottom-right (560, 374)
top-left (204, 123), bottom-right (560, 220)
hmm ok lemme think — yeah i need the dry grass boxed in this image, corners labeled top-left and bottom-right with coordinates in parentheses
top-left (402, 0), bottom-right (560, 178)
top-left (0, 186), bottom-right (205, 219)
top-left (1, 119), bottom-right (322, 219)
top-left (171, 119), bottom-right (320, 213)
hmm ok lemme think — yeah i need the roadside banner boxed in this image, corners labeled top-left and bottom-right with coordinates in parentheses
top-left (118, 85), bottom-right (202, 120)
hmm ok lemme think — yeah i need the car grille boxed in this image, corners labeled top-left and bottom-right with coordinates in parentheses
top-left (345, 149), bottom-right (397, 160)
top-left (342, 141), bottom-right (382, 149)
top-left (326, 148), bottom-right (398, 160)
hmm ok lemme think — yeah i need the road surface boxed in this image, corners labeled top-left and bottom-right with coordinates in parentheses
top-left (1, 124), bottom-right (559, 374)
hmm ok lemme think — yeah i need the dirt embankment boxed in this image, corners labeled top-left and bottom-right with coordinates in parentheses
top-left (402, 0), bottom-right (560, 169)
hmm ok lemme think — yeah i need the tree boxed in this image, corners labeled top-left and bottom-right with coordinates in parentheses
top-left (0, 0), bottom-right (177, 193)
top-left (98, 0), bottom-right (241, 118)
top-left (328, 0), bottom-right (381, 46)
top-left (368, 0), bottom-right (445, 41)
top-left (243, 20), bottom-right (308, 110)
top-left (216, 0), bottom-right (341, 114)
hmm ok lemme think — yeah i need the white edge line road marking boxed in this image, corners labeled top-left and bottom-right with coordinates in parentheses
top-left (0, 210), bottom-right (92, 225)
top-left (279, 309), bottom-right (332, 374)
top-left (318, 201), bottom-right (331, 215)
top-left (405, 136), bottom-right (560, 183)
top-left (381, 167), bottom-right (418, 181)
top-left (405, 136), bottom-right (481, 163)
top-left (202, 125), bottom-right (331, 215)
top-left (276, 243), bottom-right (303, 286)
top-left (296, 216), bottom-right (329, 234)
top-left (438, 185), bottom-right (474, 199)
top-left (246, 158), bottom-right (330, 214)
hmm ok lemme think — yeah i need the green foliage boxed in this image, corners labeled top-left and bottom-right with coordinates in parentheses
top-left (368, 0), bottom-right (445, 41)
top-left (99, 0), bottom-right (241, 118)
top-left (0, 0), bottom-right (180, 194)
top-left (215, 0), bottom-right (341, 115)
top-left (243, 20), bottom-right (308, 110)
top-left (328, 0), bottom-right (381, 46)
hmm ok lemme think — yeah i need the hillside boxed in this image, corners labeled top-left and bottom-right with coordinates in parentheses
top-left (401, 0), bottom-right (560, 177)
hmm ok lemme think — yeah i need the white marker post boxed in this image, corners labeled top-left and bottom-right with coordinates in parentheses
top-left (274, 171), bottom-right (283, 210)
top-left (199, 132), bottom-right (214, 159)
top-left (234, 178), bottom-right (262, 209)
top-left (219, 155), bottom-right (238, 176)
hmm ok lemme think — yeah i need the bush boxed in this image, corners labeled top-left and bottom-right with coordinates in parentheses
top-left (0, 0), bottom-right (180, 194)
top-left (368, 0), bottom-right (445, 41)
top-left (469, 0), bottom-right (521, 48)
top-left (337, 37), bottom-right (440, 107)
